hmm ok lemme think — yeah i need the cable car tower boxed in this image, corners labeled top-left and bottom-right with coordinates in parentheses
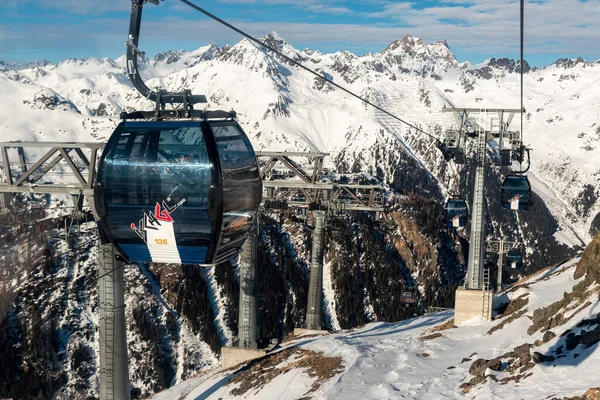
top-left (442, 107), bottom-right (524, 289)
top-left (441, 107), bottom-right (525, 324)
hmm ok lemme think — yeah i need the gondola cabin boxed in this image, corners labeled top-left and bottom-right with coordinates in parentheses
top-left (443, 129), bottom-right (466, 164)
top-left (506, 250), bottom-right (523, 269)
top-left (445, 198), bottom-right (468, 228)
top-left (501, 175), bottom-right (532, 210)
top-left (402, 291), bottom-right (417, 304)
top-left (94, 116), bottom-right (262, 266)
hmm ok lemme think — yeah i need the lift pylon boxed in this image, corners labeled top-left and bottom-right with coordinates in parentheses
top-left (442, 107), bottom-right (523, 325)
top-left (306, 211), bottom-right (325, 330)
top-left (237, 226), bottom-right (259, 349)
top-left (487, 239), bottom-right (518, 292)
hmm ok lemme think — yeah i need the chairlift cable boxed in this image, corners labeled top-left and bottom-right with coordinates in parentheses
top-left (177, 0), bottom-right (440, 144)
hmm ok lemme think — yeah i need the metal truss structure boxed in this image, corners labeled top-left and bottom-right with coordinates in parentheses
top-left (257, 151), bottom-right (386, 214)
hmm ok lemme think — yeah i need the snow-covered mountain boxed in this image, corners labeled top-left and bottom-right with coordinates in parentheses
top-left (1, 32), bottom-right (598, 244)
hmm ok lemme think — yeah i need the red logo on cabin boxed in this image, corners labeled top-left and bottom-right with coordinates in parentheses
top-left (131, 199), bottom-right (186, 243)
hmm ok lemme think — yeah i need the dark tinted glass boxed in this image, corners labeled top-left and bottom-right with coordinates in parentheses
top-left (211, 122), bottom-right (261, 248)
top-left (101, 123), bottom-right (212, 248)
top-left (505, 176), bottom-right (530, 190)
top-left (447, 200), bottom-right (467, 212)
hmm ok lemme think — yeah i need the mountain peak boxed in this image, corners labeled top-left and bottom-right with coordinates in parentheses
top-left (381, 35), bottom-right (458, 67)
top-left (552, 57), bottom-right (588, 69)
top-left (485, 57), bottom-right (531, 73)
top-left (265, 31), bottom-right (284, 41)
top-left (261, 31), bottom-right (288, 49)
top-left (383, 35), bottom-right (424, 53)
top-left (433, 39), bottom-right (450, 49)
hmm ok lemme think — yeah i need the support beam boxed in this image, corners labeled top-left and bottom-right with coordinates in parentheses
top-left (487, 239), bottom-right (515, 293)
top-left (0, 142), bottom-right (104, 192)
top-left (255, 151), bottom-right (329, 157)
top-left (0, 193), bottom-right (11, 213)
top-left (238, 228), bottom-right (259, 349)
top-left (497, 245), bottom-right (504, 293)
top-left (17, 147), bottom-right (27, 173)
top-left (30, 152), bottom-right (66, 184)
top-left (443, 106), bottom-right (522, 113)
top-left (14, 147), bottom-right (60, 186)
top-left (306, 211), bottom-right (325, 330)
top-left (279, 156), bottom-right (312, 183)
top-left (74, 148), bottom-right (90, 167)
top-left (1, 146), bottom-right (13, 185)
top-left (0, 141), bottom-right (103, 149)
top-left (58, 148), bottom-right (87, 186)
top-left (259, 156), bottom-right (277, 179)
top-left (72, 193), bottom-right (85, 214)
top-left (98, 243), bottom-right (130, 400)
top-left (465, 122), bottom-right (488, 290)
top-left (0, 186), bottom-right (94, 196)
top-left (88, 148), bottom-right (99, 190)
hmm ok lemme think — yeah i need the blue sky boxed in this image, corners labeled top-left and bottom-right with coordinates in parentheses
top-left (0, 0), bottom-right (598, 66)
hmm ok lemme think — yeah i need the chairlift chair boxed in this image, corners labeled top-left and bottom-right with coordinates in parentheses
top-left (93, 1), bottom-right (262, 266)
top-left (402, 290), bottom-right (417, 305)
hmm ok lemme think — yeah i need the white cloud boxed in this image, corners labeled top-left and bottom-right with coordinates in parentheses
top-left (217, 0), bottom-right (355, 14)
top-left (1, 0), bottom-right (598, 64)
top-left (366, 0), bottom-right (600, 56)
top-left (11, 0), bottom-right (130, 15)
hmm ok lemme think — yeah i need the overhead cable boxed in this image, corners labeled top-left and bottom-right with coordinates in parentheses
top-left (177, 0), bottom-right (440, 143)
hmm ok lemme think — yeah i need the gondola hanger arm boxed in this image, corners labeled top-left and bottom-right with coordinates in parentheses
top-left (126, 0), bottom-right (207, 112)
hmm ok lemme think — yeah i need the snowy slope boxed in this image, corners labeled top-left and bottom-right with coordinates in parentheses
top-left (153, 256), bottom-right (600, 400)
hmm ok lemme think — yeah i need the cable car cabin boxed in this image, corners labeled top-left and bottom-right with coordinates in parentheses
top-left (443, 129), bottom-right (466, 164)
top-left (506, 250), bottom-right (523, 269)
top-left (499, 149), bottom-right (512, 166)
top-left (94, 118), bottom-right (262, 266)
top-left (501, 175), bottom-right (532, 211)
top-left (445, 198), bottom-right (468, 228)
top-left (402, 291), bottom-right (417, 304)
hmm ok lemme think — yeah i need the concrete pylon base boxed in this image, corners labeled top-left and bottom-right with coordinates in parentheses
top-left (454, 287), bottom-right (493, 326)
top-left (221, 347), bottom-right (267, 370)
top-left (293, 328), bottom-right (326, 336)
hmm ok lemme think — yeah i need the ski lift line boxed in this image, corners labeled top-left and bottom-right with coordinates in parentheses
top-left (518, 0), bottom-right (526, 174)
top-left (176, 0), bottom-right (440, 143)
